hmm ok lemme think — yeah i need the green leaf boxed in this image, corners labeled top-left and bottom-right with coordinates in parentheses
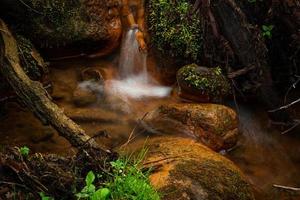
top-left (85, 171), bottom-right (95, 186)
top-left (91, 188), bottom-right (110, 200)
top-left (19, 146), bottom-right (30, 157)
top-left (262, 25), bottom-right (268, 31)
top-left (39, 192), bottom-right (54, 200)
top-left (81, 184), bottom-right (95, 194)
top-left (75, 192), bottom-right (89, 199)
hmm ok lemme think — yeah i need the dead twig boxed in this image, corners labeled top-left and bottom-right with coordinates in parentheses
top-left (273, 184), bottom-right (300, 191)
top-left (284, 75), bottom-right (300, 104)
top-left (281, 119), bottom-right (300, 135)
top-left (268, 98), bottom-right (300, 113)
top-left (120, 112), bottom-right (149, 149)
top-left (227, 65), bottom-right (256, 79)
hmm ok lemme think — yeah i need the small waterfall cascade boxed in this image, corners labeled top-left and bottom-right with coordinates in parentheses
top-left (107, 28), bottom-right (171, 100)
top-left (118, 28), bottom-right (148, 83)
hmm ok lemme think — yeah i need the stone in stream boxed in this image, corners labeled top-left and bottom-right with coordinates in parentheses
top-left (72, 88), bottom-right (98, 107)
top-left (123, 137), bottom-right (254, 200)
top-left (142, 103), bottom-right (238, 151)
top-left (73, 68), bottom-right (106, 107)
top-left (177, 64), bottom-right (231, 103)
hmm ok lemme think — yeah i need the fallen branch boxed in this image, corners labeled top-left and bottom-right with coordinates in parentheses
top-left (281, 119), bottom-right (300, 135)
top-left (268, 98), bottom-right (300, 113)
top-left (227, 65), bottom-right (256, 79)
top-left (273, 184), bottom-right (300, 192)
top-left (0, 19), bottom-right (109, 155)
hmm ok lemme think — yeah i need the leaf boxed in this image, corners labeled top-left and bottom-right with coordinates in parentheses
top-left (91, 188), bottom-right (111, 200)
top-left (81, 184), bottom-right (95, 194)
top-left (262, 25), bottom-right (268, 31)
top-left (19, 146), bottom-right (30, 157)
top-left (39, 192), bottom-right (54, 200)
top-left (85, 171), bottom-right (95, 186)
top-left (75, 192), bottom-right (90, 199)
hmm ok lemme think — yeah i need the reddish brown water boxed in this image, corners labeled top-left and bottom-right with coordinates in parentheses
top-left (1, 54), bottom-right (300, 199)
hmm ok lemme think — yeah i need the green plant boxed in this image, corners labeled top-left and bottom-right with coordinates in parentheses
top-left (19, 146), bottom-right (30, 157)
top-left (76, 171), bottom-right (110, 200)
top-left (39, 192), bottom-right (54, 200)
top-left (179, 64), bottom-right (230, 101)
top-left (147, 0), bottom-right (203, 62)
top-left (262, 25), bottom-right (274, 39)
top-left (107, 149), bottom-right (160, 200)
top-left (76, 148), bottom-right (159, 200)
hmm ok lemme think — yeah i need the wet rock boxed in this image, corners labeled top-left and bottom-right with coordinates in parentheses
top-left (0, 0), bottom-right (122, 57)
top-left (124, 137), bottom-right (254, 200)
top-left (72, 87), bottom-right (98, 107)
top-left (177, 64), bottom-right (230, 103)
top-left (81, 68), bottom-right (105, 83)
top-left (142, 103), bottom-right (238, 151)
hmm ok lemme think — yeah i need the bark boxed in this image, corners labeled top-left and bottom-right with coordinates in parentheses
top-left (0, 19), bottom-right (110, 154)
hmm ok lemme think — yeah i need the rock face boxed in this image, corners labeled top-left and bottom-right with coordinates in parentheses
top-left (125, 137), bottom-right (254, 200)
top-left (0, 0), bottom-right (122, 55)
top-left (177, 64), bottom-right (231, 103)
top-left (142, 103), bottom-right (238, 151)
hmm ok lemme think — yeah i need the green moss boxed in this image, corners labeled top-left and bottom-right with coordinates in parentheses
top-left (3, 0), bottom-right (108, 47)
top-left (178, 64), bottom-right (231, 101)
top-left (147, 0), bottom-right (204, 62)
top-left (19, 0), bottom-right (83, 46)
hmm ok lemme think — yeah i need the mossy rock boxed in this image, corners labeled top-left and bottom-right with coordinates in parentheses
top-left (146, 0), bottom-right (204, 63)
top-left (123, 137), bottom-right (255, 200)
top-left (142, 103), bottom-right (238, 151)
top-left (177, 64), bottom-right (231, 102)
top-left (0, 0), bottom-right (121, 51)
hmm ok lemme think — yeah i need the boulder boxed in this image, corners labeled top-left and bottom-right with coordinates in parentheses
top-left (124, 137), bottom-right (255, 200)
top-left (177, 64), bottom-right (231, 103)
top-left (142, 103), bottom-right (238, 151)
top-left (0, 0), bottom-right (122, 56)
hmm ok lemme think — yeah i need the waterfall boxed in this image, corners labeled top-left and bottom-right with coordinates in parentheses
top-left (119, 28), bottom-right (148, 83)
top-left (106, 28), bottom-right (171, 100)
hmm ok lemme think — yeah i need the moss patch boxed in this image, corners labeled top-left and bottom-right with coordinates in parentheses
top-left (178, 64), bottom-right (231, 101)
top-left (147, 0), bottom-right (204, 62)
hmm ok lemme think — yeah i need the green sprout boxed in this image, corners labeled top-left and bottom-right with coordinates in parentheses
top-left (262, 25), bottom-right (274, 39)
top-left (19, 146), bottom-right (30, 157)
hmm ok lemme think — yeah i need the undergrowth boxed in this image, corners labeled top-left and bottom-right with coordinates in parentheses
top-left (76, 148), bottom-right (160, 200)
top-left (147, 0), bottom-right (204, 62)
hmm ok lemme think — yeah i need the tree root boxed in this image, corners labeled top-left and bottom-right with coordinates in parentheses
top-left (0, 18), bottom-right (115, 162)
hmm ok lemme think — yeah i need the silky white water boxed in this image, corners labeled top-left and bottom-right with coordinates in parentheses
top-left (107, 28), bottom-right (171, 100)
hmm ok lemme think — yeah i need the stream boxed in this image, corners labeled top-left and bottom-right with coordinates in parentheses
top-left (0, 29), bottom-right (300, 199)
